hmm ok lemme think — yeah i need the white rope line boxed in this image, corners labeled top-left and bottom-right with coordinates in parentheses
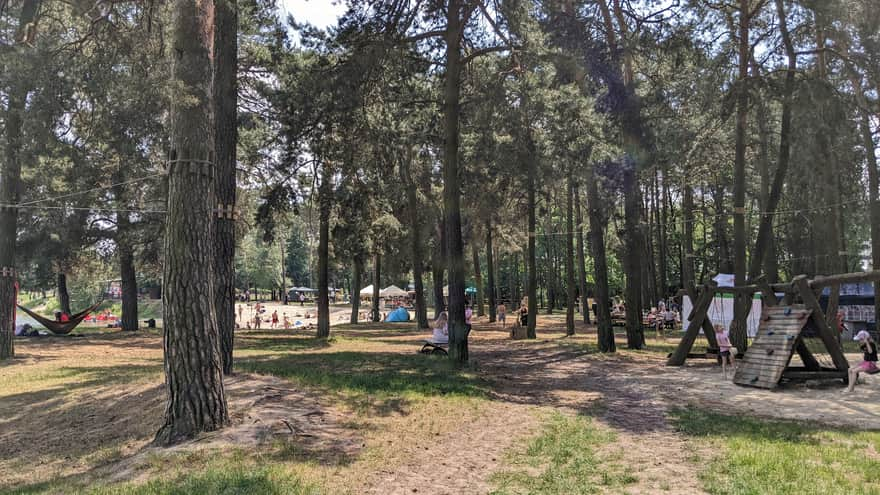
top-left (15, 173), bottom-right (165, 207)
top-left (0, 204), bottom-right (167, 214)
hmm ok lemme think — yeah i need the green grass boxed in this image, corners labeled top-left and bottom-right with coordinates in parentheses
top-left (3, 451), bottom-right (320, 495)
top-left (671, 408), bottom-right (880, 495)
top-left (490, 413), bottom-right (636, 494)
top-left (236, 346), bottom-right (488, 413)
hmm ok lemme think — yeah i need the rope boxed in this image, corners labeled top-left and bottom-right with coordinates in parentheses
top-left (14, 173), bottom-right (165, 207)
top-left (0, 204), bottom-right (166, 214)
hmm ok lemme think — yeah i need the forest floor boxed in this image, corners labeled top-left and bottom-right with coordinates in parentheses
top-left (1, 315), bottom-right (879, 494)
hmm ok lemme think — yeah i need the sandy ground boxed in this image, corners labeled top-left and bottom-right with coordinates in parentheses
top-left (2, 316), bottom-right (878, 494)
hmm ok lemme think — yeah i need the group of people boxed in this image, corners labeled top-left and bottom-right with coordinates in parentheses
top-left (237, 302), bottom-right (299, 331)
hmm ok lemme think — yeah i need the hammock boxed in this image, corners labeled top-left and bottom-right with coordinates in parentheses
top-left (16, 302), bottom-right (102, 335)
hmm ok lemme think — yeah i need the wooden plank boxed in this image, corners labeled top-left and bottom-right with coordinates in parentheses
top-left (810, 270), bottom-right (880, 288)
top-left (826, 283), bottom-right (840, 330)
top-left (794, 276), bottom-right (850, 371)
top-left (668, 285), bottom-right (714, 366)
top-left (740, 355), bottom-right (796, 366)
top-left (794, 338), bottom-right (821, 371)
top-left (782, 370), bottom-right (848, 381)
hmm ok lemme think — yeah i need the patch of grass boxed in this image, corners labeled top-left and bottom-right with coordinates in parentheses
top-left (490, 413), bottom-right (636, 494)
top-left (3, 452), bottom-right (321, 495)
top-left (236, 350), bottom-right (488, 413)
top-left (671, 408), bottom-right (880, 495)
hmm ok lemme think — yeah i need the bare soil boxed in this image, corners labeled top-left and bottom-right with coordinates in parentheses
top-left (2, 315), bottom-right (878, 494)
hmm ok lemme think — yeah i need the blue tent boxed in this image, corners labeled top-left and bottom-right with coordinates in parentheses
top-left (385, 307), bottom-right (411, 322)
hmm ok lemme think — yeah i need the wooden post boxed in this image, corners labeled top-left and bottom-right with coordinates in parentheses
top-left (668, 284), bottom-right (714, 366)
top-left (825, 283), bottom-right (840, 330)
top-left (793, 276), bottom-right (849, 371)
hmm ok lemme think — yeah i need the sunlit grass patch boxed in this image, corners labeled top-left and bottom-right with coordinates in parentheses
top-left (671, 408), bottom-right (880, 495)
top-left (491, 412), bottom-right (636, 494)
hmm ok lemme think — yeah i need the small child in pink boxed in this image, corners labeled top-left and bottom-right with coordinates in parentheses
top-left (714, 324), bottom-right (736, 379)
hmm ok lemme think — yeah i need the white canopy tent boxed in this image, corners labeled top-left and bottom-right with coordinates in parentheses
top-left (360, 284), bottom-right (376, 296)
top-left (382, 285), bottom-right (408, 297)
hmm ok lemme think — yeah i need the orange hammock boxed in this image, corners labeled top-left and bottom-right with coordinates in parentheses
top-left (17, 302), bottom-right (102, 335)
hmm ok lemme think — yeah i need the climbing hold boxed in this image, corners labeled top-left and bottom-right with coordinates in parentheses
top-left (766, 349), bottom-right (774, 355)
top-left (751, 376), bottom-right (759, 383)
top-left (784, 307), bottom-right (792, 316)
top-left (767, 331), bottom-right (775, 336)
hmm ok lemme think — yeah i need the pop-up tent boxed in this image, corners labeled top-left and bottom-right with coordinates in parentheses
top-left (382, 285), bottom-right (407, 297)
top-left (385, 307), bottom-right (410, 322)
top-left (360, 285), bottom-right (375, 296)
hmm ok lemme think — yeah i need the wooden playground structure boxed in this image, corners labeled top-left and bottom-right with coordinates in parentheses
top-left (668, 270), bottom-right (880, 389)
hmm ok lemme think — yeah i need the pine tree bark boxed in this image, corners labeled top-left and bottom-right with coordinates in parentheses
top-left (443, 0), bottom-right (469, 362)
top-left (575, 181), bottom-right (590, 323)
top-left (565, 167), bottom-right (576, 336)
top-left (472, 244), bottom-right (484, 317)
top-left (57, 273), bottom-right (71, 315)
top-left (0, 0), bottom-right (40, 360)
top-left (316, 164), bottom-right (331, 339)
top-left (350, 256), bottom-right (362, 324)
top-left (586, 165), bottom-right (615, 352)
top-left (214, 0), bottom-right (237, 374)
top-left (432, 218), bottom-right (445, 318)
top-left (526, 134), bottom-right (538, 339)
top-left (118, 212), bottom-right (139, 331)
top-left (155, 0), bottom-right (229, 446)
top-left (682, 181), bottom-right (695, 289)
top-left (372, 253), bottom-right (381, 322)
top-left (402, 153), bottom-right (429, 329)
top-left (730, 0), bottom-right (751, 354)
top-left (486, 223), bottom-right (497, 323)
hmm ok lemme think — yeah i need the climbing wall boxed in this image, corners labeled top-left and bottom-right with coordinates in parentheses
top-left (733, 305), bottom-right (812, 389)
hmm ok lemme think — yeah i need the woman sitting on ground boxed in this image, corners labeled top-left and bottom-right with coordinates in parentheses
top-left (431, 312), bottom-right (449, 344)
top-left (846, 330), bottom-right (878, 392)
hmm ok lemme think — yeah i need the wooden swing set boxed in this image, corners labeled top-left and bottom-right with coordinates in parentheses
top-left (668, 270), bottom-right (880, 389)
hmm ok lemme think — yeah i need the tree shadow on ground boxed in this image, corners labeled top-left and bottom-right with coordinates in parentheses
top-left (236, 350), bottom-right (489, 416)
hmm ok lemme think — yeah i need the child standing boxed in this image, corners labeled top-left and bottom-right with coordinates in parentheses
top-left (846, 330), bottom-right (878, 392)
top-left (714, 324), bottom-right (736, 380)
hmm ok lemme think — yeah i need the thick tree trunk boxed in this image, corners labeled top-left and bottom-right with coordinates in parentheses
top-left (57, 272), bottom-right (71, 315)
top-left (402, 154), bottom-right (429, 329)
top-left (682, 182), bottom-right (695, 289)
top-left (213, 0), bottom-right (237, 375)
top-left (486, 224), bottom-right (496, 323)
top-left (350, 257), bottom-right (362, 324)
top-left (472, 244), bottom-right (484, 317)
top-left (730, 0), bottom-right (750, 354)
top-left (0, 0), bottom-right (40, 360)
top-left (443, 0), bottom-right (469, 362)
top-left (316, 164), bottom-right (331, 339)
top-left (526, 136), bottom-right (538, 339)
top-left (575, 181), bottom-right (590, 323)
top-left (623, 164), bottom-right (644, 349)
top-left (118, 221), bottom-right (139, 332)
top-left (372, 253), bottom-right (381, 322)
top-left (155, 0), bottom-right (229, 446)
top-left (586, 165), bottom-right (615, 352)
top-left (432, 218), bottom-right (445, 318)
top-left (565, 167), bottom-right (576, 336)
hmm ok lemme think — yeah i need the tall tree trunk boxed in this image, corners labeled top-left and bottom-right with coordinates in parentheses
top-left (486, 223), bottom-right (496, 323)
top-left (432, 217), bottom-right (445, 318)
top-left (713, 185), bottom-right (733, 273)
top-left (372, 253), bottom-right (381, 322)
top-left (472, 244), bottom-right (484, 317)
top-left (526, 135), bottom-right (538, 339)
top-left (316, 164), bottom-right (331, 338)
top-left (403, 152), bottom-right (429, 329)
top-left (57, 272), bottom-right (71, 315)
top-left (155, 0), bottom-right (229, 445)
top-left (658, 167), bottom-right (669, 299)
top-left (118, 212), bottom-right (139, 332)
top-left (682, 181), bottom-right (695, 289)
top-left (350, 256), bottom-right (362, 324)
top-left (575, 181), bottom-right (590, 323)
top-left (0, 0), bottom-right (40, 360)
top-left (587, 165), bottom-right (615, 352)
top-left (730, 0), bottom-right (751, 354)
top-left (565, 167), bottom-right (576, 335)
top-left (214, 0), bottom-right (237, 374)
